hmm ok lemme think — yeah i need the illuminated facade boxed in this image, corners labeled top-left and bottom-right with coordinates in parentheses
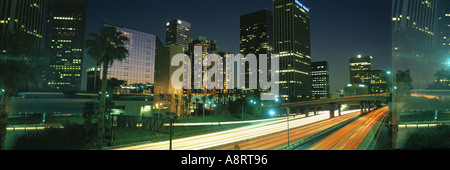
top-left (430, 68), bottom-right (450, 89)
top-left (240, 9), bottom-right (273, 92)
top-left (240, 9), bottom-right (273, 56)
top-left (392, 0), bottom-right (438, 89)
top-left (349, 54), bottom-right (372, 84)
top-left (186, 36), bottom-right (219, 94)
top-left (311, 61), bottom-right (330, 100)
top-left (166, 19), bottom-right (191, 50)
top-left (273, 0), bottom-right (312, 102)
top-left (103, 23), bottom-right (167, 86)
top-left (436, 0), bottom-right (450, 58)
top-left (0, 0), bottom-right (46, 53)
top-left (45, 0), bottom-right (87, 91)
top-left (359, 70), bottom-right (389, 94)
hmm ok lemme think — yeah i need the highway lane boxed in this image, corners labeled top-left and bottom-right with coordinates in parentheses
top-left (214, 110), bottom-right (360, 150)
top-left (306, 106), bottom-right (389, 150)
top-left (113, 109), bottom-right (359, 150)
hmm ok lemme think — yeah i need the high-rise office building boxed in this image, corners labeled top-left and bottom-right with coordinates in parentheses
top-left (103, 23), bottom-right (168, 87)
top-left (360, 69), bottom-right (389, 94)
top-left (436, 0), bottom-right (450, 58)
top-left (349, 54), bottom-right (372, 84)
top-left (0, 0), bottom-right (46, 53)
top-left (273, 0), bottom-right (312, 102)
top-left (392, 0), bottom-right (438, 89)
top-left (186, 36), bottom-right (219, 94)
top-left (166, 19), bottom-right (191, 49)
top-left (45, 0), bottom-right (87, 91)
top-left (311, 61), bottom-right (330, 100)
top-left (240, 9), bottom-right (273, 56)
top-left (240, 9), bottom-right (273, 92)
top-left (154, 45), bottom-right (184, 115)
top-left (86, 67), bottom-right (100, 92)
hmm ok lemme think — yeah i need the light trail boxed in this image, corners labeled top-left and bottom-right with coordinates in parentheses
top-left (112, 109), bottom-right (360, 150)
top-left (163, 116), bottom-right (304, 127)
top-left (214, 110), bottom-right (360, 150)
top-left (307, 106), bottom-right (389, 150)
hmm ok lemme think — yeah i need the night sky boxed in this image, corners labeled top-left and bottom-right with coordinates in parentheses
top-left (81, 0), bottom-right (392, 94)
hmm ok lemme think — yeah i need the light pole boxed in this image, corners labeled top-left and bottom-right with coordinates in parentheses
top-left (203, 103), bottom-right (206, 121)
top-left (287, 108), bottom-right (290, 147)
top-left (275, 97), bottom-right (289, 147)
top-left (242, 101), bottom-right (244, 123)
top-left (169, 116), bottom-right (174, 150)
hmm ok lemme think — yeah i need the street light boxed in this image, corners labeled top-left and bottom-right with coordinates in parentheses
top-left (203, 103), bottom-right (207, 121)
top-left (269, 111), bottom-right (275, 116)
top-left (274, 97), bottom-right (289, 147)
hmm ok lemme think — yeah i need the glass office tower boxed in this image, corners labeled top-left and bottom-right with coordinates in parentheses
top-left (273, 0), bottom-right (312, 102)
top-left (103, 23), bottom-right (167, 86)
top-left (166, 19), bottom-right (191, 50)
top-left (360, 70), bottom-right (389, 94)
top-left (240, 9), bottom-right (273, 92)
top-left (0, 0), bottom-right (46, 53)
top-left (392, 0), bottom-right (438, 89)
top-left (311, 61), bottom-right (330, 100)
top-left (349, 54), bottom-right (372, 84)
top-left (45, 0), bottom-right (87, 91)
top-left (391, 0), bottom-right (450, 149)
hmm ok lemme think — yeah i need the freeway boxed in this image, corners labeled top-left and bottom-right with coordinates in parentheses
top-left (112, 109), bottom-right (359, 150)
top-left (214, 110), bottom-right (360, 150)
top-left (306, 106), bottom-right (389, 150)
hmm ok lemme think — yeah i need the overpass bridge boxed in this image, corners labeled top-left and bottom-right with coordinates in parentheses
top-left (262, 94), bottom-right (390, 118)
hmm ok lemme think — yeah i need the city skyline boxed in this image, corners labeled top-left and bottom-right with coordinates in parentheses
top-left (1, 0), bottom-right (450, 153)
top-left (81, 0), bottom-right (392, 93)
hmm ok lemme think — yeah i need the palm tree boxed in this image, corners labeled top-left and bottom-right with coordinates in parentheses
top-left (174, 94), bottom-right (179, 117)
top-left (0, 30), bottom-right (42, 150)
top-left (85, 26), bottom-right (129, 150)
top-left (195, 98), bottom-right (200, 117)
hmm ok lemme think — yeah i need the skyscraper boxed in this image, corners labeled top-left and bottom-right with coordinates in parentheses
top-left (360, 70), bottom-right (389, 94)
top-left (392, 0), bottom-right (438, 89)
top-left (186, 36), bottom-right (219, 94)
top-left (349, 54), bottom-right (372, 84)
top-left (0, 0), bottom-right (46, 53)
top-left (103, 23), bottom-right (168, 86)
top-left (240, 9), bottom-right (273, 92)
top-left (240, 9), bottom-right (273, 56)
top-left (165, 19), bottom-right (191, 49)
top-left (154, 45), bottom-right (184, 116)
top-left (436, 0), bottom-right (450, 58)
top-left (311, 61), bottom-right (330, 100)
top-left (273, 0), bottom-right (312, 102)
top-left (86, 67), bottom-right (100, 92)
top-left (45, 0), bottom-right (87, 91)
